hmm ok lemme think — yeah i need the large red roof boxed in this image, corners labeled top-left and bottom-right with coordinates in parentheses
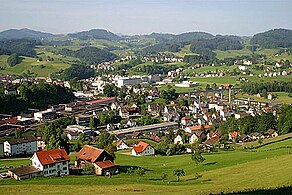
top-left (94, 160), bottom-right (115, 169)
top-left (133, 141), bottom-right (150, 153)
top-left (86, 97), bottom-right (115, 105)
top-left (76, 145), bottom-right (104, 163)
top-left (36, 148), bottom-right (70, 166)
top-left (0, 117), bottom-right (20, 125)
top-left (188, 125), bottom-right (211, 131)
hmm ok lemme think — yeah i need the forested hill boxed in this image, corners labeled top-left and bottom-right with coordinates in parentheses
top-left (0, 39), bottom-right (37, 57)
top-left (59, 47), bottom-right (117, 65)
top-left (0, 28), bottom-right (54, 40)
top-left (68, 29), bottom-right (122, 41)
top-left (251, 28), bottom-right (292, 48)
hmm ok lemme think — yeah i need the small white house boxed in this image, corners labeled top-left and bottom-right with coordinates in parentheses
top-left (116, 140), bottom-right (129, 150)
top-left (132, 141), bottom-right (155, 156)
top-left (174, 135), bottom-right (183, 144)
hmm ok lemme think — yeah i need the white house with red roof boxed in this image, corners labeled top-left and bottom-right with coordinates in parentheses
top-left (181, 116), bottom-right (191, 126)
top-left (132, 141), bottom-right (155, 156)
top-left (31, 148), bottom-right (70, 177)
top-left (185, 125), bottom-right (211, 134)
top-left (116, 140), bottom-right (129, 150)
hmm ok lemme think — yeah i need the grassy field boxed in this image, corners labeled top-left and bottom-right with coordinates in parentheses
top-left (215, 49), bottom-right (253, 60)
top-left (236, 91), bottom-right (292, 104)
top-left (1, 137), bottom-right (292, 194)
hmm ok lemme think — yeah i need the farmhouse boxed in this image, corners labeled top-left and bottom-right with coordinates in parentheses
top-left (9, 148), bottom-right (70, 180)
top-left (132, 141), bottom-right (155, 156)
top-left (31, 148), bottom-right (70, 176)
top-left (75, 145), bottom-right (116, 176)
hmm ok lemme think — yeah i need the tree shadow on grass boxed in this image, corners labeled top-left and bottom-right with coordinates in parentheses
top-left (203, 161), bottom-right (217, 166)
top-left (116, 165), bottom-right (152, 173)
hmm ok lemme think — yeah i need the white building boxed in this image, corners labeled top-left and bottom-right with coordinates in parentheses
top-left (115, 77), bottom-right (142, 88)
top-left (31, 148), bottom-right (70, 176)
top-left (4, 137), bottom-right (37, 156)
top-left (131, 141), bottom-right (155, 156)
top-left (116, 140), bottom-right (129, 150)
top-left (34, 109), bottom-right (56, 122)
top-left (174, 81), bottom-right (197, 88)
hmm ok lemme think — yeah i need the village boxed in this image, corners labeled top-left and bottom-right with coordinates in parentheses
top-left (0, 69), bottom-right (282, 180)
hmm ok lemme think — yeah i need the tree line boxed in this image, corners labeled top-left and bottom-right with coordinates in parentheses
top-left (241, 81), bottom-right (292, 94)
top-left (219, 104), bottom-right (292, 135)
top-left (0, 82), bottom-right (74, 114)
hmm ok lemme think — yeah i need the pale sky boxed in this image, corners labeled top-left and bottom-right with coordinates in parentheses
top-left (0, 0), bottom-right (291, 36)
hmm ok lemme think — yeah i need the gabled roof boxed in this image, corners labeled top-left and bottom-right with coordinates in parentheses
top-left (86, 97), bottom-right (115, 105)
top-left (36, 148), bottom-right (70, 166)
top-left (94, 160), bottom-right (115, 169)
top-left (187, 125), bottom-right (211, 131)
top-left (116, 140), bottom-right (127, 147)
top-left (133, 141), bottom-right (151, 153)
top-left (229, 131), bottom-right (239, 138)
top-left (76, 145), bottom-right (104, 163)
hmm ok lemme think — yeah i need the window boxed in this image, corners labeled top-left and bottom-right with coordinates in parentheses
top-left (63, 167), bottom-right (67, 170)
top-left (62, 162), bottom-right (67, 165)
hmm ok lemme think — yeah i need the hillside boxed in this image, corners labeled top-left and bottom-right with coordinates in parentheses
top-left (0, 28), bottom-right (54, 40)
top-left (251, 28), bottom-right (292, 48)
top-left (68, 29), bottom-right (122, 41)
top-left (1, 137), bottom-right (292, 194)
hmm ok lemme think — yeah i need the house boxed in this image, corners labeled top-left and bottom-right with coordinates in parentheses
top-left (189, 130), bottom-right (207, 144)
top-left (4, 136), bottom-right (37, 156)
top-left (36, 137), bottom-right (46, 151)
top-left (65, 131), bottom-right (81, 141)
top-left (116, 140), bottom-right (129, 150)
top-left (250, 132), bottom-right (264, 140)
top-left (31, 148), bottom-right (70, 177)
top-left (185, 125), bottom-right (211, 134)
top-left (132, 132), bottom-right (142, 139)
top-left (264, 129), bottom-right (278, 138)
top-left (34, 109), bottom-right (57, 122)
top-left (174, 134), bottom-right (183, 144)
top-left (75, 114), bottom-right (92, 126)
top-left (229, 131), bottom-right (239, 141)
top-left (181, 116), bottom-right (191, 126)
top-left (9, 148), bottom-right (70, 180)
top-left (148, 103), bottom-right (164, 115)
top-left (75, 145), bottom-right (116, 176)
top-left (149, 135), bottom-right (161, 142)
top-left (132, 141), bottom-right (155, 156)
top-left (65, 102), bottom-right (86, 112)
top-left (8, 165), bottom-right (42, 180)
top-left (268, 93), bottom-right (275, 100)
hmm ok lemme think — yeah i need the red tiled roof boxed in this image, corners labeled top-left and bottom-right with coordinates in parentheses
top-left (76, 145), bottom-right (104, 163)
top-left (133, 141), bottom-right (150, 153)
top-left (94, 160), bottom-right (115, 169)
top-left (86, 97), bottom-right (115, 105)
top-left (116, 140), bottom-right (124, 147)
top-left (0, 117), bottom-right (20, 125)
top-left (188, 125), bottom-right (211, 131)
top-left (229, 131), bottom-right (239, 138)
top-left (181, 116), bottom-right (191, 120)
top-left (36, 148), bottom-right (70, 166)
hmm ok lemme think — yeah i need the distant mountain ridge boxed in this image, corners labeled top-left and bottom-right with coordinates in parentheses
top-left (0, 28), bottom-right (54, 40)
top-left (251, 28), bottom-right (292, 48)
top-left (68, 29), bottom-right (122, 41)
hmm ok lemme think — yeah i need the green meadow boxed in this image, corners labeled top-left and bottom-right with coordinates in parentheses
top-left (1, 135), bottom-right (292, 194)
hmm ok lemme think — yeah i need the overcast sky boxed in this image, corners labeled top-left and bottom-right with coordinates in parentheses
top-left (0, 0), bottom-right (291, 36)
